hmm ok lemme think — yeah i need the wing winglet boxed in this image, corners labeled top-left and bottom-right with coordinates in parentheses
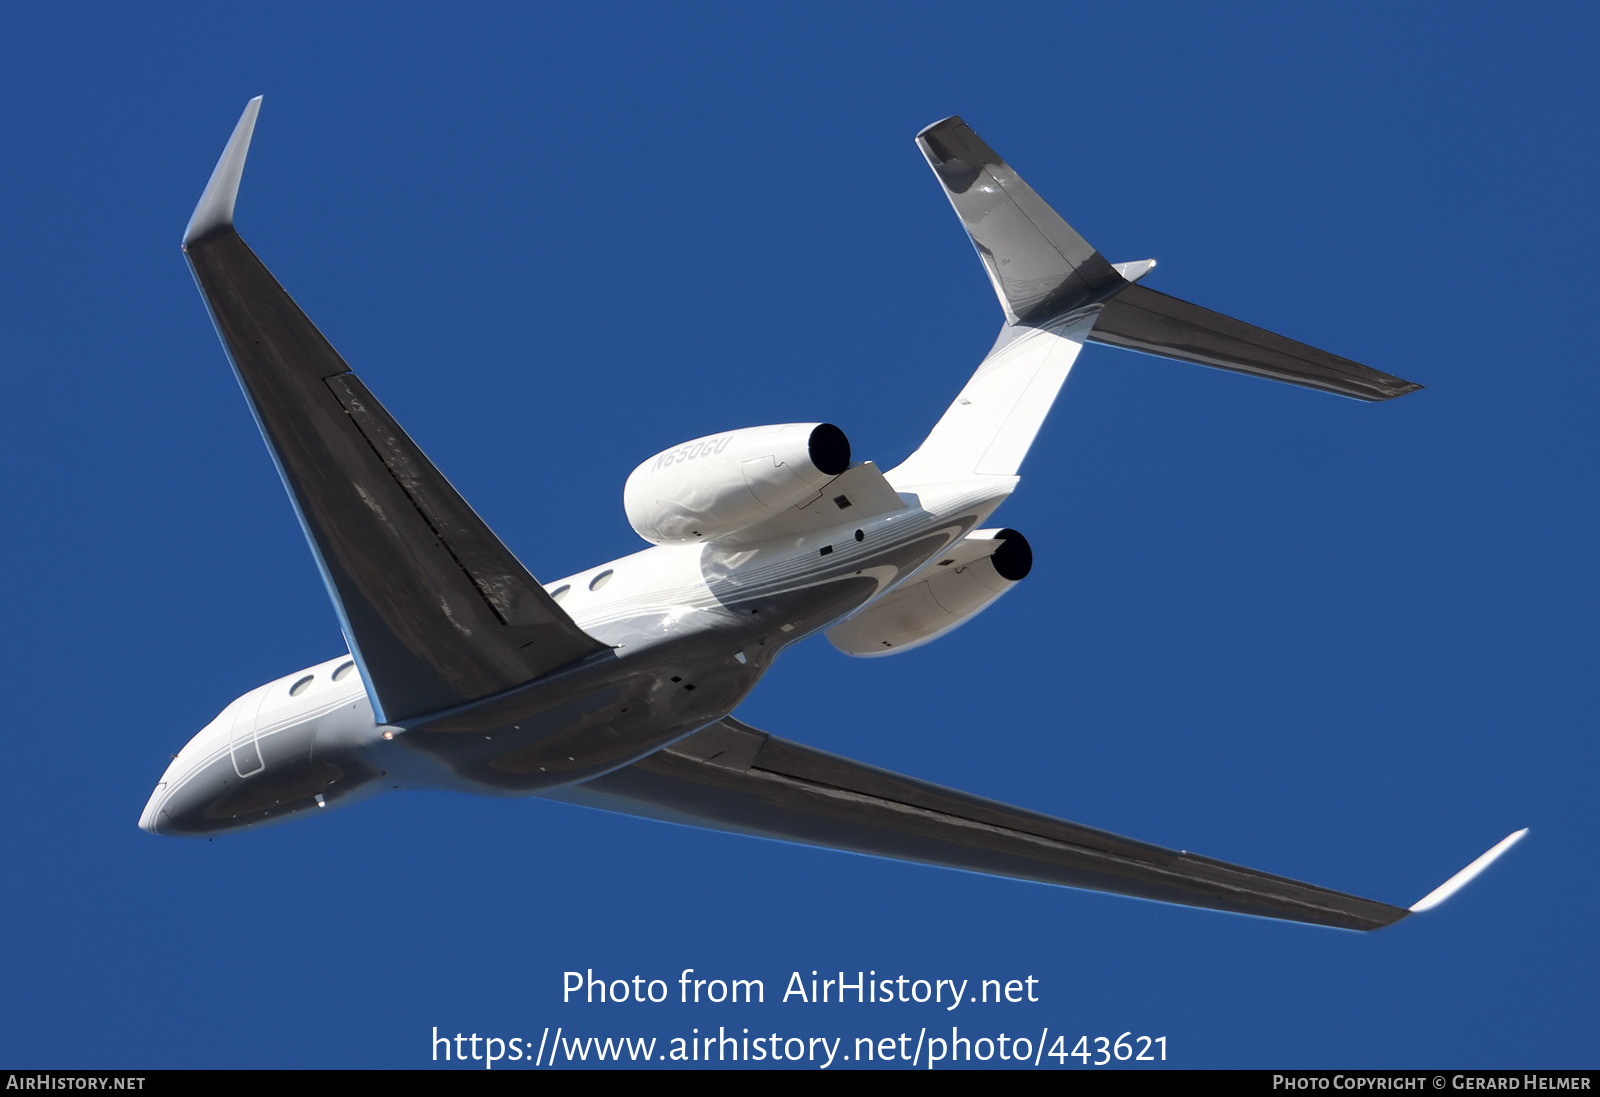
top-left (1408, 828), bottom-right (1529, 913)
top-left (183, 96), bottom-right (262, 246)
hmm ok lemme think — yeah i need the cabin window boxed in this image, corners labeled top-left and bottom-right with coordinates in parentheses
top-left (550, 584), bottom-right (571, 603)
top-left (332, 662), bottom-right (356, 682)
top-left (589, 570), bottom-right (614, 592)
top-left (289, 675), bottom-right (314, 697)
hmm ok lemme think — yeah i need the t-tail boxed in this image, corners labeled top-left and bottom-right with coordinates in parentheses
top-left (887, 117), bottom-right (1420, 490)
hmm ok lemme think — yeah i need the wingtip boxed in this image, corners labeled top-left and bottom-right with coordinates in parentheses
top-left (182, 96), bottom-right (264, 247)
top-left (1408, 828), bottom-right (1529, 913)
top-left (915, 115), bottom-right (963, 142)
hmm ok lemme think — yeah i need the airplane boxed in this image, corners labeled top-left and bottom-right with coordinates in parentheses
top-left (139, 98), bottom-right (1526, 931)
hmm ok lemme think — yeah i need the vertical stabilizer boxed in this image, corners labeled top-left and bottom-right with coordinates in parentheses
top-left (917, 116), bottom-right (1127, 325)
top-left (887, 311), bottom-right (1092, 488)
top-left (893, 118), bottom-right (1128, 489)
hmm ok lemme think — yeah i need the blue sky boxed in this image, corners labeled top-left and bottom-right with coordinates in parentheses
top-left (3, 2), bottom-right (1595, 1070)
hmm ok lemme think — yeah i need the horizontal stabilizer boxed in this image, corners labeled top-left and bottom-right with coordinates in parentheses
top-left (1090, 283), bottom-right (1422, 402)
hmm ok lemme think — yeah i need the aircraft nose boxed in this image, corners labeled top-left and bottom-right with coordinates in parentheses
top-left (138, 757), bottom-right (205, 837)
top-left (139, 716), bottom-right (228, 837)
top-left (138, 782), bottom-right (170, 835)
top-left (138, 772), bottom-right (221, 838)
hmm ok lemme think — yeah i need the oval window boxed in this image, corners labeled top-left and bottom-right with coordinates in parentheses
top-left (332, 661), bottom-right (356, 682)
top-left (588, 570), bottom-right (614, 592)
top-left (550, 584), bottom-right (571, 603)
top-left (289, 675), bottom-right (314, 697)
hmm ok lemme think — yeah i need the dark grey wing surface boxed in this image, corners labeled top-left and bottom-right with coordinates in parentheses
top-left (182, 100), bottom-right (608, 724)
top-left (555, 717), bottom-right (1412, 931)
top-left (1089, 284), bottom-right (1423, 402)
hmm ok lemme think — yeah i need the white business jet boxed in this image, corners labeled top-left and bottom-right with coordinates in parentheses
top-left (140, 99), bottom-right (1525, 930)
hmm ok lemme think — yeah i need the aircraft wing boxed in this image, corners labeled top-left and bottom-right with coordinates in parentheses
top-left (181, 99), bottom-right (609, 724)
top-left (556, 716), bottom-right (1523, 931)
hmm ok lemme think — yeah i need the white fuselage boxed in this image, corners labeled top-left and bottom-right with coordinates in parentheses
top-left (139, 476), bottom-right (1014, 837)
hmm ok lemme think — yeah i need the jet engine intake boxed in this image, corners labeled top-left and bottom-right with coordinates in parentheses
top-left (826, 528), bottom-right (1032, 656)
top-left (624, 423), bottom-right (851, 545)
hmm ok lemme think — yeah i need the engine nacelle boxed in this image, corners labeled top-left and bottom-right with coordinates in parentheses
top-left (624, 423), bottom-right (852, 545)
top-left (826, 528), bottom-right (1032, 656)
